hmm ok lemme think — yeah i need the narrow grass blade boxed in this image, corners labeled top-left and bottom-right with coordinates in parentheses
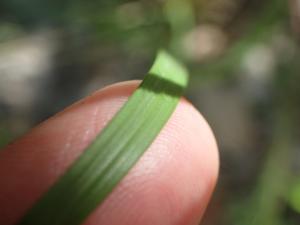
top-left (18, 50), bottom-right (189, 225)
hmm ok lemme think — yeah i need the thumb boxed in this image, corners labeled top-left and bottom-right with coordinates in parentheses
top-left (0, 80), bottom-right (219, 225)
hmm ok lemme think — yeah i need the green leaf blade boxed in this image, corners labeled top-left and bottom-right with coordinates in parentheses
top-left (18, 50), bottom-right (189, 225)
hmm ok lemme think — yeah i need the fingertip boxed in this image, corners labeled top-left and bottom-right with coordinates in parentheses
top-left (0, 80), bottom-right (219, 225)
top-left (85, 86), bottom-right (219, 225)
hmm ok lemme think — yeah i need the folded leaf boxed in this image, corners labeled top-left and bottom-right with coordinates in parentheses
top-left (18, 50), bottom-right (189, 225)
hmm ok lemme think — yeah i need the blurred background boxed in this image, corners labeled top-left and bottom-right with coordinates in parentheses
top-left (0, 0), bottom-right (299, 224)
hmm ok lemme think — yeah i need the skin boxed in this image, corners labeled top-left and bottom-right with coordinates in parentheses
top-left (0, 81), bottom-right (219, 225)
